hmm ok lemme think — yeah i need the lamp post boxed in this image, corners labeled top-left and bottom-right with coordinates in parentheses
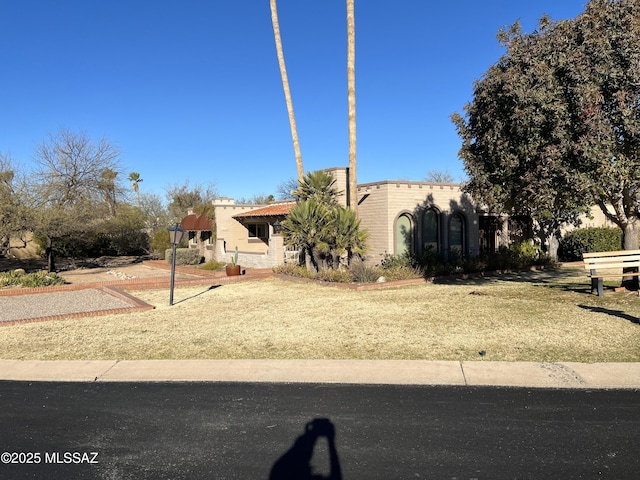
top-left (273, 219), bottom-right (281, 235)
top-left (168, 223), bottom-right (185, 306)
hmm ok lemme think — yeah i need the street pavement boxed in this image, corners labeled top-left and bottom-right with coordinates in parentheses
top-left (0, 381), bottom-right (638, 479)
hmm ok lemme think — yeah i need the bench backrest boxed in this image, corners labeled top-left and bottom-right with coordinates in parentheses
top-left (583, 250), bottom-right (640, 270)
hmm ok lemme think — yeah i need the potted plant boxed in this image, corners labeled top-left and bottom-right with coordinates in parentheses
top-left (225, 247), bottom-right (241, 276)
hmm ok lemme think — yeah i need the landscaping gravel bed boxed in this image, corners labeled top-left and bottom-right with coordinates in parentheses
top-left (0, 289), bottom-right (134, 322)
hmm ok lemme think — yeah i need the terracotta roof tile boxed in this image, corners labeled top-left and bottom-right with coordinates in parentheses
top-left (180, 214), bottom-right (213, 231)
top-left (232, 202), bottom-right (295, 218)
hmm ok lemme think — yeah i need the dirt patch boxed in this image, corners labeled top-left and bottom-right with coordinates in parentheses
top-left (0, 256), bottom-right (182, 285)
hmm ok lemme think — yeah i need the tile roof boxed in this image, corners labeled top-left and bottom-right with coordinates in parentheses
top-left (232, 202), bottom-right (295, 219)
top-left (180, 213), bottom-right (213, 231)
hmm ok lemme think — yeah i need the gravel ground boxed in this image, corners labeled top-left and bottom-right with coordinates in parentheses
top-left (0, 289), bottom-right (133, 322)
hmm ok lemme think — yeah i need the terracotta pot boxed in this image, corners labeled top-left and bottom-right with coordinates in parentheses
top-left (225, 265), bottom-right (241, 276)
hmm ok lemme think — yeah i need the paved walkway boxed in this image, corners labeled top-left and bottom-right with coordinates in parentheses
top-left (0, 359), bottom-right (639, 389)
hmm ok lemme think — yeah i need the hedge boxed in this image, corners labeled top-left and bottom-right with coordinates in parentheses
top-left (558, 227), bottom-right (622, 261)
top-left (165, 248), bottom-right (203, 265)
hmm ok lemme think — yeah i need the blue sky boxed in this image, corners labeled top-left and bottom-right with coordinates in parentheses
top-left (1, 0), bottom-right (587, 201)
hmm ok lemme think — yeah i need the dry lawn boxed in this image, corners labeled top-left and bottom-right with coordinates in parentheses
top-left (2, 267), bottom-right (639, 362)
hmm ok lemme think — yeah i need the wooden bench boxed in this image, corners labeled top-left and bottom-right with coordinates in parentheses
top-left (583, 250), bottom-right (640, 296)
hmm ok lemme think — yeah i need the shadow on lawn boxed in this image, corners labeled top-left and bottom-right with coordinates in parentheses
top-left (578, 305), bottom-right (639, 325)
top-left (433, 267), bottom-right (584, 287)
top-left (172, 285), bottom-right (221, 305)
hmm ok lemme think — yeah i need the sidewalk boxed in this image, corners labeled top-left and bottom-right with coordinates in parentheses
top-left (0, 359), bottom-right (638, 389)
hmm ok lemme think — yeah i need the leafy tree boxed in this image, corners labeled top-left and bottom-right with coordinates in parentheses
top-left (165, 180), bottom-right (217, 223)
top-left (97, 168), bottom-right (120, 216)
top-left (0, 153), bottom-right (31, 257)
top-left (452, 0), bottom-right (640, 257)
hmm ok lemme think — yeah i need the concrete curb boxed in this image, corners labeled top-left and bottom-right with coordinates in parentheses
top-left (0, 359), bottom-right (638, 389)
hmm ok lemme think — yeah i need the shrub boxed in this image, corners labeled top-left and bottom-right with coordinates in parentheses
top-left (165, 248), bottom-right (203, 265)
top-left (199, 260), bottom-right (226, 271)
top-left (273, 264), bottom-right (314, 278)
top-left (381, 265), bottom-right (423, 281)
top-left (315, 268), bottom-right (353, 283)
top-left (350, 260), bottom-right (381, 283)
top-left (379, 252), bottom-right (415, 270)
top-left (559, 227), bottom-right (622, 261)
top-left (0, 270), bottom-right (65, 288)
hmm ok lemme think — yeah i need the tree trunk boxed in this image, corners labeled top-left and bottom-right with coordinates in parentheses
top-left (621, 221), bottom-right (639, 290)
top-left (622, 221), bottom-right (639, 250)
top-left (46, 236), bottom-right (56, 273)
top-left (270, 0), bottom-right (304, 183)
top-left (547, 233), bottom-right (560, 261)
top-left (347, 0), bottom-right (357, 213)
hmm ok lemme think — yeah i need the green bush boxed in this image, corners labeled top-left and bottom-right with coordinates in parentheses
top-left (559, 227), bottom-right (622, 261)
top-left (0, 270), bottom-right (65, 288)
top-left (165, 248), bottom-right (203, 265)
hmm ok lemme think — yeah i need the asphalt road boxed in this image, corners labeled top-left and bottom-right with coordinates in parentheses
top-left (0, 382), bottom-right (638, 479)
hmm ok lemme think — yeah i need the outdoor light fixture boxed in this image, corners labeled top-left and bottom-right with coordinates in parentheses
top-left (168, 223), bottom-right (185, 306)
top-left (273, 219), bottom-right (281, 235)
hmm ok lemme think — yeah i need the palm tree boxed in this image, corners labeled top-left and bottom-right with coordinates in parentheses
top-left (98, 168), bottom-right (118, 216)
top-left (281, 199), bottom-right (331, 272)
top-left (292, 170), bottom-right (342, 206)
top-left (128, 172), bottom-right (143, 205)
top-left (270, 0), bottom-right (304, 183)
top-left (346, 0), bottom-right (357, 213)
top-left (331, 205), bottom-right (368, 267)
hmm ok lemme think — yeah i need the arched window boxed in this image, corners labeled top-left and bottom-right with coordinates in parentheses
top-left (422, 208), bottom-right (439, 255)
top-left (449, 213), bottom-right (465, 260)
top-left (395, 213), bottom-right (413, 256)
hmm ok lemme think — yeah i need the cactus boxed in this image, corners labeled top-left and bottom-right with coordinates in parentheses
top-left (230, 246), bottom-right (239, 266)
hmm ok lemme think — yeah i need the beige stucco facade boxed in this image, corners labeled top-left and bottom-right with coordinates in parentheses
top-left (356, 179), bottom-right (481, 264)
top-left (192, 166), bottom-right (617, 269)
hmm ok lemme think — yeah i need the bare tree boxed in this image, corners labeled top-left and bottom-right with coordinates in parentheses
top-left (31, 128), bottom-right (123, 270)
top-left (424, 170), bottom-right (456, 183)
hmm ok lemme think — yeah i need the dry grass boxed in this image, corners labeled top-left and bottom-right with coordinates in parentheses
top-left (2, 267), bottom-right (639, 362)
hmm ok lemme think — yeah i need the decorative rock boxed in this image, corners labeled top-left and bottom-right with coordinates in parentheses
top-left (376, 276), bottom-right (386, 283)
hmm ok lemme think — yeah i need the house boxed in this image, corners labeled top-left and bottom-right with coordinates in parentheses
top-left (181, 167), bottom-right (613, 268)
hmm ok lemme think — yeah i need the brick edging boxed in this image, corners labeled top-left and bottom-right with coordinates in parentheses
top-left (0, 285), bottom-right (155, 327)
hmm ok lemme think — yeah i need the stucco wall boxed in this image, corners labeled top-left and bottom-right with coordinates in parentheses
top-left (357, 181), bottom-right (480, 263)
top-left (213, 199), bottom-right (270, 257)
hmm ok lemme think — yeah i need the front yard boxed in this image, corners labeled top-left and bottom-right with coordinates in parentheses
top-left (1, 266), bottom-right (639, 362)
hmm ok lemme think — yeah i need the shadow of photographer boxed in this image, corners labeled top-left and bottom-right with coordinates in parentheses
top-left (269, 418), bottom-right (342, 480)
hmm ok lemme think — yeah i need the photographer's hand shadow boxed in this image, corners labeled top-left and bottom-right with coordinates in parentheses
top-left (269, 418), bottom-right (342, 480)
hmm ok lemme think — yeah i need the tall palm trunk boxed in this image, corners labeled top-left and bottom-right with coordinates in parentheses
top-left (270, 0), bottom-right (304, 183)
top-left (346, 0), bottom-right (357, 213)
